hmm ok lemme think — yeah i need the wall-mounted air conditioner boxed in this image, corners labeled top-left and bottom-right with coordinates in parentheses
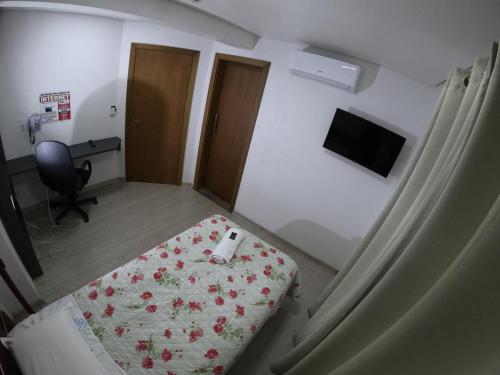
top-left (289, 50), bottom-right (361, 92)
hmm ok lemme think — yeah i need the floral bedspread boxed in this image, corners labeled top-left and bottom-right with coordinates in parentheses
top-left (73, 215), bottom-right (300, 375)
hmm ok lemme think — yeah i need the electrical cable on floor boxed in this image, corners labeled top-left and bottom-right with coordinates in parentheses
top-left (26, 221), bottom-right (60, 259)
top-left (25, 190), bottom-right (79, 259)
top-left (47, 188), bottom-right (56, 226)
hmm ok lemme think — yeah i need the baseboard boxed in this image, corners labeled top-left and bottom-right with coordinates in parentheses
top-left (21, 177), bottom-right (125, 214)
top-left (84, 177), bottom-right (125, 193)
top-left (197, 187), bottom-right (232, 211)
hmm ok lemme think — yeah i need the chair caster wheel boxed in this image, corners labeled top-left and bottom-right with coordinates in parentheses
top-left (55, 221), bottom-right (61, 225)
top-left (84, 218), bottom-right (89, 223)
top-left (92, 199), bottom-right (98, 205)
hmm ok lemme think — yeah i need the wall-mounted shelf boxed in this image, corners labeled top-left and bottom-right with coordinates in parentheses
top-left (6, 137), bottom-right (121, 176)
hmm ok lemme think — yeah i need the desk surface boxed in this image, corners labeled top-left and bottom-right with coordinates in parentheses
top-left (7, 137), bottom-right (121, 176)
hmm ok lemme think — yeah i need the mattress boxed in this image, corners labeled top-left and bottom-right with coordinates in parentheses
top-left (69, 215), bottom-right (300, 374)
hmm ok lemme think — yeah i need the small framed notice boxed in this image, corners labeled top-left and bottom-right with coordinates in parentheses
top-left (40, 91), bottom-right (71, 122)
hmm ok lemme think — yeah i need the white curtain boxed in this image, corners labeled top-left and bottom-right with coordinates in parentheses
top-left (271, 42), bottom-right (500, 374)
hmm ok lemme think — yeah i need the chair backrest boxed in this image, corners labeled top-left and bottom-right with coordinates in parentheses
top-left (35, 141), bottom-right (77, 193)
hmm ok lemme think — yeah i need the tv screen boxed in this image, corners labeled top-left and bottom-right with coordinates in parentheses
top-left (323, 109), bottom-right (405, 177)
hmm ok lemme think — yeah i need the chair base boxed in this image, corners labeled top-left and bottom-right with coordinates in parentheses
top-left (50, 195), bottom-right (97, 225)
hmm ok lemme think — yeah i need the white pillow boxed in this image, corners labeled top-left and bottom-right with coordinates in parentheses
top-left (7, 296), bottom-right (125, 375)
top-left (6, 307), bottom-right (110, 375)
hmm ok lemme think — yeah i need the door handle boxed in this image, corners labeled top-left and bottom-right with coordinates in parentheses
top-left (213, 113), bottom-right (219, 136)
top-left (130, 119), bottom-right (140, 127)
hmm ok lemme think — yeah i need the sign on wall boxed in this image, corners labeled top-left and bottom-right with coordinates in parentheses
top-left (39, 91), bottom-right (71, 122)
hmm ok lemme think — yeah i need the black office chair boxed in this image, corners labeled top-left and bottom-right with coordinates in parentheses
top-left (35, 141), bottom-right (97, 224)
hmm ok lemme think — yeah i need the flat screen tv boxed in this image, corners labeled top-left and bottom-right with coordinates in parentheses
top-left (323, 109), bottom-right (406, 177)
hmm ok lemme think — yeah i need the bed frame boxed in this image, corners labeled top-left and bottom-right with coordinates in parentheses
top-left (0, 257), bottom-right (33, 375)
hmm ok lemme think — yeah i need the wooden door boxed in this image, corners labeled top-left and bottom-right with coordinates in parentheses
top-left (194, 54), bottom-right (270, 210)
top-left (126, 43), bottom-right (199, 184)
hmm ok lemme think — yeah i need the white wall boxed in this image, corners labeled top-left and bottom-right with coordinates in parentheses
top-left (0, 10), bottom-right (124, 207)
top-left (0, 10), bottom-right (440, 270)
top-left (1, 0), bottom-right (259, 49)
top-left (190, 39), bottom-right (440, 268)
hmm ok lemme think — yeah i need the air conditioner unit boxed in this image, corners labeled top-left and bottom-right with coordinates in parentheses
top-left (289, 50), bottom-right (361, 92)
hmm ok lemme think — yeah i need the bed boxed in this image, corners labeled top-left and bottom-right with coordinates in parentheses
top-left (4, 215), bottom-right (300, 375)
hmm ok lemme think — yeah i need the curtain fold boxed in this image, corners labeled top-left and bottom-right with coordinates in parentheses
top-left (327, 193), bottom-right (500, 375)
top-left (306, 73), bottom-right (452, 318)
top-left (307, 63), bottom-right (481, 324)
top-left (307, 73), bottom-right (452, 317)
top-left (271, 42), bottom-right (500, 375)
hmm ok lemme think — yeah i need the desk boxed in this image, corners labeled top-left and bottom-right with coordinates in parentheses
top-left (0, 136), bottom-right (121, 279)
top-left (6, 137), bottom-right (121, 176)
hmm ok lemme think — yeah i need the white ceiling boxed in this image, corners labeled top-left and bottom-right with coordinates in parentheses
top-left (0, 0), bottom-right (259, 49)
top-left (178, 0), bottom-right (500, 85)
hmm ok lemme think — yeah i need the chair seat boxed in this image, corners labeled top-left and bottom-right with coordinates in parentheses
top-left (36, 141), bottom-right (95, 224)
